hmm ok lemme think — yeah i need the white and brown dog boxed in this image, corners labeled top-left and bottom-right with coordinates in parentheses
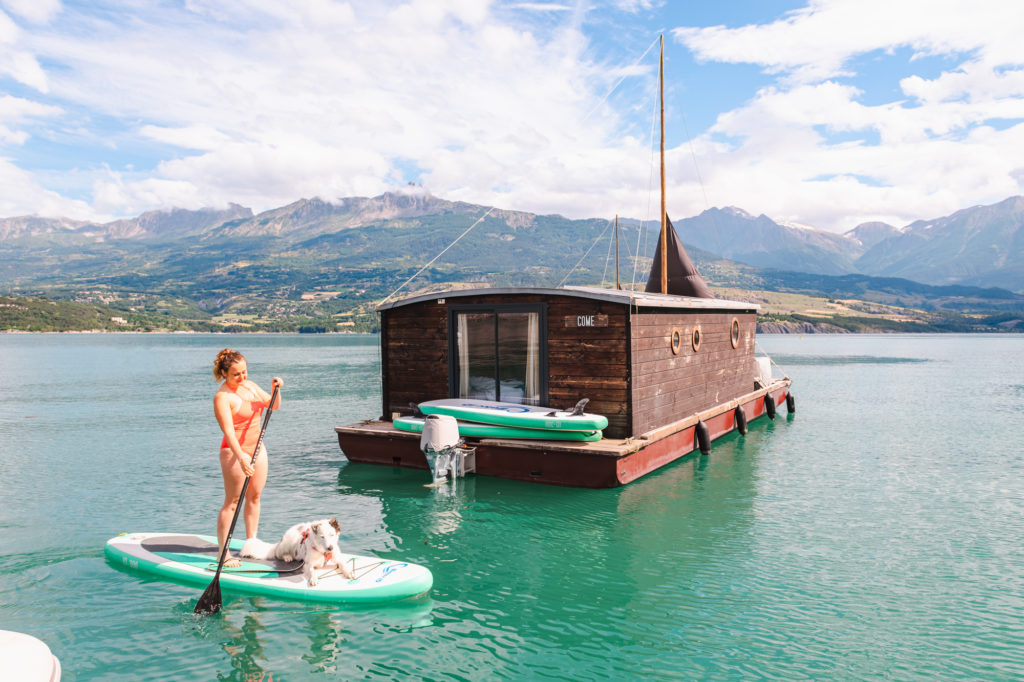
top-left (241, 517), bottom-right (354, 585)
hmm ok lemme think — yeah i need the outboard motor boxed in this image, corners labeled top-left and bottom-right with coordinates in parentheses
top-left (420, 414), bottom-right (475, 483)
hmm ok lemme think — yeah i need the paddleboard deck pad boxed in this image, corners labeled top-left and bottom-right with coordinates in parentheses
top-left (417, 398), bottom-right (608, 432)
top-left (394, 415), bottom-right (602, 442)
top-left (105, 533), bottom-right (432, 604)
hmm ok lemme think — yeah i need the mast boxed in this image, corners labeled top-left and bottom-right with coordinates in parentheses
top-left (659, 34), bottom-right (667, 294)
top-left (615, 214), bottom-right (621, 290)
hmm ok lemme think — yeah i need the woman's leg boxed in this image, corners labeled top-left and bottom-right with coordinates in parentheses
top-left (218, 448), bottom-right (247, 567)
top-left (243, 446), bottom-right (269, 540)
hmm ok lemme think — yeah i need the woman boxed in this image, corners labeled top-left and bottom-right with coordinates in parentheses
top-left (212, 348), bottom-right (283, 567)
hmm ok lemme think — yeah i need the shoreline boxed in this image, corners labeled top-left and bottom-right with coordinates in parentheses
top-left (2, 328), bottom-right (1021, 335)
top-left (0, 328), bottom-right (372, 335)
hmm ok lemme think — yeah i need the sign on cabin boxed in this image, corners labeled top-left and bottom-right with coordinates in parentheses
top-left (564, 314), bottom-right (609, 328)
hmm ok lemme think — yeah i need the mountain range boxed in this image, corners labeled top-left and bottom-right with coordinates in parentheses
top-left (671, 196), bottom-right (1024, 292)
top-left (1, 191), bottom-right (1022, 329)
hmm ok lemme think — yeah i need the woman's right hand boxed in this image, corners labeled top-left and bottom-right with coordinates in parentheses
top-left (237, 452), bottom-right (255, 477)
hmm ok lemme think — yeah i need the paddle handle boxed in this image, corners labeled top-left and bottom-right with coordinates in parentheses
top-left (211, 383), bottom-right (280, 575)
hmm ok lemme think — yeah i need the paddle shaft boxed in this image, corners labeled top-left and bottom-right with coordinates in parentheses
top-left (195, 383), bottom-right (279, 614)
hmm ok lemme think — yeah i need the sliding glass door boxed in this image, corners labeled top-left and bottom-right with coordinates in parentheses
top-left (449, 304), bottom-right (546, 405)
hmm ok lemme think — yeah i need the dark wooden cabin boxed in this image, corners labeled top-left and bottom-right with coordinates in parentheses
top-left (378, 286), bottom-right (757, 439)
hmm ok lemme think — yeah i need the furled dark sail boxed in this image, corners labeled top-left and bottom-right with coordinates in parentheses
top-left (645, 216), bottom-right (714, 298)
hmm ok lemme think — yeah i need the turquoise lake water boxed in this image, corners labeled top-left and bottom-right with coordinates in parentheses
top-left (0, 333), bottom-right (1022, 680)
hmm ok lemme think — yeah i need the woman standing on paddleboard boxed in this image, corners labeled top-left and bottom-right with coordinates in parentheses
top-left (213, 349), bottom-right (282, 567)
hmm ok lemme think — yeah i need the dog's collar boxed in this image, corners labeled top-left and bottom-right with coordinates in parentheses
top-left (300, 529), bottom-right (333, 561)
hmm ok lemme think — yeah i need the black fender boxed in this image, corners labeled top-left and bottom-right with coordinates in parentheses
top-left (786, 392), bottom-right (795, 414)
top-left (765, 393), bottom-right (776, 420)
top-left (734, 406), bottom-right (748, 435)
top-left (695, 420), bottom-right (711, 455)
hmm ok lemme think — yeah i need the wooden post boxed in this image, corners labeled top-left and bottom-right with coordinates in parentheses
top-left (659, 34), bottom-right (667, 295)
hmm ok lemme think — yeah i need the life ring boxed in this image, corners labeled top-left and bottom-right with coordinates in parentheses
top-left (695, 420), bottom-right (710, 455)
top-left (670, 328), bottom-right (682, 355)
top-left (734, 406), bottom-right (748, 435)
top-left (786, 392), bottom-right (795, 414)
top-left (691, 326), bottom-right (702, 352)
top-left (765, 393), bottom-right (776, 420)
top-left (730, 317), bottom-right (740, 348)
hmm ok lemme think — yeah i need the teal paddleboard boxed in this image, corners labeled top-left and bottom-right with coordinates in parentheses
top-left (417, 398), bottom-right (609, 432)
top-left (394, 415), bottom-right (602, 442)
top-left (105, 533), bottom-right (432, 604)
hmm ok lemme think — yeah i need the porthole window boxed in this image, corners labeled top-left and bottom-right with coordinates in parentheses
top-left (730, 318), bottom-right (740, 348)
top-left (691, 326), bottom-right (702, 352)
top-left (670, 328), bottom-right (682, 355)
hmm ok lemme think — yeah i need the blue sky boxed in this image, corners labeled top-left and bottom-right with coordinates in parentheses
top-left (1, 0), bottom-right (1023, 232)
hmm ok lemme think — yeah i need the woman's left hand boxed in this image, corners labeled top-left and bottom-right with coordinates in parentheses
top-left (271, 377), bottom-right (283, 390)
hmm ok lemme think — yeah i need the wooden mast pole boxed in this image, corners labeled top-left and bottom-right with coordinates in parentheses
top-left (615, 214), bottom-right (621, 290)
top-left (659, 34), bottom-right (667, 294)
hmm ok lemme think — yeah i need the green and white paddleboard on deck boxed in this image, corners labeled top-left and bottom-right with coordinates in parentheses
top-left (417, 398), bottom-right (609, 432)
top-left (394, 415), bottom-right (603, 442)
top-left (105, 533), bottom-right (433, 604)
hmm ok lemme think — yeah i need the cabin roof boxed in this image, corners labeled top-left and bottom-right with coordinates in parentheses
top-left (378, 286), bottom-right (759, 312)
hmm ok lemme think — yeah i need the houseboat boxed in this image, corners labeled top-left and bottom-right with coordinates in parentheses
top-left (334, 276), bottom-right (793, 488)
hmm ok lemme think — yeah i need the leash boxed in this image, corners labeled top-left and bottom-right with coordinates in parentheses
top-left (316, 559), bottom-right (382, 582)
top-left (205, 562), bottom-right (305, 575)
top-left (206, 535), bottom-right (373, 581)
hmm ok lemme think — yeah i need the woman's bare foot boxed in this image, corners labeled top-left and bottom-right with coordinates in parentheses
top-left (224, 557), bottom-right (242, 568)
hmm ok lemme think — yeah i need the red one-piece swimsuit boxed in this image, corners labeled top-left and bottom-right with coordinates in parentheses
top-left (220, 385), bottom-right (269, 452)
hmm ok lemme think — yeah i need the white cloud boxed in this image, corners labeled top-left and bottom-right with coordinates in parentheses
top-left (0, 157), bottom-right (95, 218)
top-left (0, 10), bottom-right (49, 91)
top-left (612, 0), bottom-right (661, 12)
top-left (0, 93), bottom-right (61, 120)
top-left (1, 0), bottom-right (62, 25)
top-left (673, 0), bottom-right (1024, 84)
top-left (139, 125), bottom-right (231, 152)
top-left (665, 0), bottom-right (1024, 230)
top-left (0, 94), bottom-right (62, 145)
top-left (2, 0), bottom-right (1023, 235)
top-left (5, 0), bottom-right (635, 221)
top-left (901, 61), bottom-right (1024, 106)
top-left (509, 3), bottom-right (573, 11)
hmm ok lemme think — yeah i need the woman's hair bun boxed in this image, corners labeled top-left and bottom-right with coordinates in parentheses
top-left (213, 348), bottom-right (245, 380)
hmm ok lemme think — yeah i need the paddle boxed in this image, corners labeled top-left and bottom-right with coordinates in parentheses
top-left (195, 383), bottom-right (280, 615)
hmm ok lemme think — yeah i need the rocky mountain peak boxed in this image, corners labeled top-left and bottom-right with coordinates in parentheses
top-left (0, 215), bottom-right (92, 240)
top-left (100, 203), bottom-right (254, 239)
top-left (844, 221), bottom-right (901, 249)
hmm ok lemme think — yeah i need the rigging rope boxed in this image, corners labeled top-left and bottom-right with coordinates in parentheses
top-left (379, 206), bottom-right (496, 306)
top-left (680, 111), bottom-right (724, 260)
top-left (556, 218), bottom-right (614, 288)
top-left (601, 219), bottom-right (615, 287)
top-left (580, 36), bottom-right (661, 126)
top-left (756, 340), bottom-right (790, 380)
top-left (631, 72), bottom-right (662, 291)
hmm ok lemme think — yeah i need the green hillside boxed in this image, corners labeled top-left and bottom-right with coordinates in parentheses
top-left (2, 193), bottom-right (1023, 333)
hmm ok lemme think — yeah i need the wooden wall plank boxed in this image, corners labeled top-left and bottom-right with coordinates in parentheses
top-left (629, 311), bottom-right (756, 434)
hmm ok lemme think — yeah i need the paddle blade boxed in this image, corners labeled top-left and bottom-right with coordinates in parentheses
top-left (194, 579), bottom-right (222, 615)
